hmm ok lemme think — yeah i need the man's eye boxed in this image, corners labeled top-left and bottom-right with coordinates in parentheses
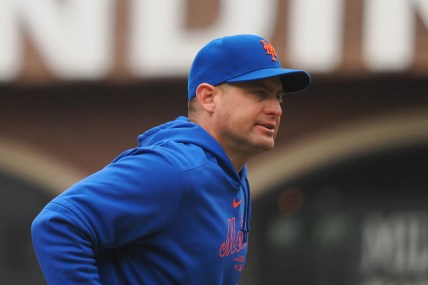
top-left (252, 90), bottom-right (268, 99)
top-left (276, 93), bottom-right (285, 104)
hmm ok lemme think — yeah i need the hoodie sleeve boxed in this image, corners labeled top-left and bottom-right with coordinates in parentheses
top-left (31, 148), bottom-right (184, 284)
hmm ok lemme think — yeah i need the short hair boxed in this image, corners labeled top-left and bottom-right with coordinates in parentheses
top-left (187, 96), bottom-right (198, 118)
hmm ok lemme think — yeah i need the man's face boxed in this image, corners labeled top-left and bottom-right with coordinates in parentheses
top-left (212, 77), bottom-right (284, 158)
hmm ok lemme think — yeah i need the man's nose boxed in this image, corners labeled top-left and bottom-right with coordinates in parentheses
top-left (265, 97), bottom-right (283, 117)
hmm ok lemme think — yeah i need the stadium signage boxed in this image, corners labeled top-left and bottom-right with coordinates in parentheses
top-left (0, 0), bottom-right (427, 82)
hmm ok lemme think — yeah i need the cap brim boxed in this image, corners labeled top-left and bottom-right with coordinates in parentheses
top-left (226, 68), bottom-right (311, 93)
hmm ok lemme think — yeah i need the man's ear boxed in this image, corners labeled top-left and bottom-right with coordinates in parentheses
top-left (195, 83), bottom-right (217, 113)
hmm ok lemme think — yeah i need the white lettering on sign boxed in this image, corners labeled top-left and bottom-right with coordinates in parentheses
top-left (0, 0), bottom-right (115, 80)
top-left (287, 0), bottom-right (344, 72)
top-left (363, 0), bottom-right (428, 71)
top-left (0, 0), bottom-right (427, 81)
top-left (128, 0), bottom-right (276, 77)
top-left (0, 0), bottom-right (22, 80)
top-left (360, 211), bottom-right (428, 281)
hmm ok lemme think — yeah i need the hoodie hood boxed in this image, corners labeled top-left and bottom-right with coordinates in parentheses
top-left (137, 116), bottom-right (251, 241)
top-left (137, 116), bottom-right (247, 185)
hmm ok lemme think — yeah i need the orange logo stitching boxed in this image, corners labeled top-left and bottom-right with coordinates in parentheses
top-left (260, 40), bottom-right (277, 61)
top-left (233, 199), bottom-right (242, 208)
top-left (218, 217), bottom-right (247, 257)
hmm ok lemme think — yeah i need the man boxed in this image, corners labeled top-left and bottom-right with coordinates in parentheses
top-left (32, 34), bottom-right (310, 284)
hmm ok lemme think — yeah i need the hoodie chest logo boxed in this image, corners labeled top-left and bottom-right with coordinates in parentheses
top-left (218, 217), bottom-right (247, 258)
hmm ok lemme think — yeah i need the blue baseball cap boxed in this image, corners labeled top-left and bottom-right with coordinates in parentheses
top-left (187, 34), bottom-right (311, 100)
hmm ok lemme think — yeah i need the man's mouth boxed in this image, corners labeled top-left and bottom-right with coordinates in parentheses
top-left (257, 123), bottom-right (275, 131)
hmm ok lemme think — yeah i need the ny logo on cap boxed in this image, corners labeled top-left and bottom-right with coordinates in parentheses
top-left (260, 40), bottom-right (277, 61)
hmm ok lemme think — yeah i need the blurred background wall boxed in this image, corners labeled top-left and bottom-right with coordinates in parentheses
top-left (0, 0), bottom-right (427, 284)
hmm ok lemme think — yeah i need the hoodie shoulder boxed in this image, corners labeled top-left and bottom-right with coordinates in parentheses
top-left (113, 142), bottom-right (211, 174)
top-left (158, 141), bottom-right (212, 172)
top-left (132, 117), bottom-right (229, 172)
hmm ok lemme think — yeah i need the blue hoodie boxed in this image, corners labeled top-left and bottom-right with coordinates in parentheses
top-left (32, 116), bottom-right (251, 285)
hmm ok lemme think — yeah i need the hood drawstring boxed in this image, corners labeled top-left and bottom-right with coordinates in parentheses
top-left (241, 179), bottom-right (252, 243)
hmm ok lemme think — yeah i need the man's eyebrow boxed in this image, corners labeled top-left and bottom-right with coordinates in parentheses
top-left (229, 81), bottom-right (284, 95)
top-left (246, 82), bottom-right (284, 94)
top-left (233, 81), bottom-right (271, 90)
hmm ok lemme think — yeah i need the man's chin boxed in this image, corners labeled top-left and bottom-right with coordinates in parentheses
top-left (253, 139), bottom-right (275, 153)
